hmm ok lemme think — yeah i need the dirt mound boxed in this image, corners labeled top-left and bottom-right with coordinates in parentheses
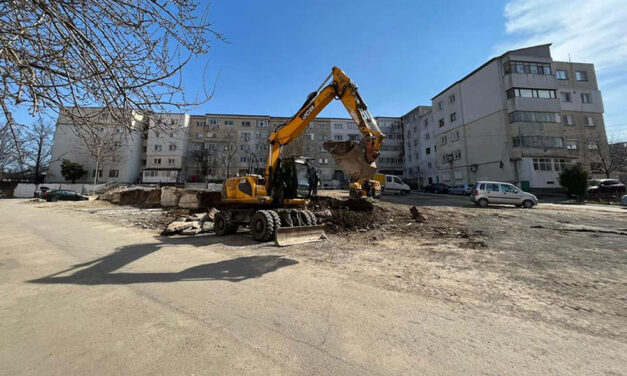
top-left (309, 196), bottom-right (408, 233)
top-left (118, 188), bottom-right (161, 207)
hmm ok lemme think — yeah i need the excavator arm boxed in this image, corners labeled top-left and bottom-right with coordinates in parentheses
top-left (266, 66), bottom-right (385, 181)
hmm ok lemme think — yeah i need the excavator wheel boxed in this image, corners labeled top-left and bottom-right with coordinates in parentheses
top-left (214, 211), bottom-right (238, 236)
top-left (303, 210), bottom-right (317, 226)
top-left (250, 210), bottom-right (276, 242)
top-left (268, 210), bottom-right (282, 230)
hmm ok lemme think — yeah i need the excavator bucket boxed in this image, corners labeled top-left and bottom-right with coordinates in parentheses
top-left (323, 140), bottom-right (377, 179)
top-left (275, 225), bottom-right (326, 247)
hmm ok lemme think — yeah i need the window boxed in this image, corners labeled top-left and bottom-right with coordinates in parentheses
top-left (195, 133), bottom-right (202, 138)
top-left (425, 147), bottom-right (431, 155)
top-left (486, 183), bottom-right (500, 192)
top-left (196, 121), bottom-right (204, 127)
top-left (575, 71), bottom-right (588, 81)
top-left (451, 130), bottom-right (459, 142)
top-left (224, 120), bottom-right (234, 126)
top-left (587, 142), bottom-right (598, 150)
top-left (454, 170), bottom-right (463, 180)
top-left (427, 162), bottom-right (432, 168)
top-left (154, 144), bottom-right (162, 151)
top-left (242, 121), bottom-right (251, 127)
top-left (504, 61), bottom-right (551, 75)
top-left (92, 169), bottom-right (103, 178)
top-left (449, 94), bottom-right (456, 104)
top-left (437, 101), bottom-right (443, 111)
top-left (306, 133), bottom-right (314, 141)
top-left (441, 136), bottom-right (447, 145)
top-left (553, 159), bottom-right (571, 172)
top-left (334, 123), bottom-right (343, 129)
top-left (318, 134), bottom-right (326, 141)
top-left (425, 133), bottom-right (430, 140)
top-left (453, 150), bottom-right (462, 159)
top-left (438, 118), bottom-right (445, 127)
top-left (506, 88), bottom-right (557, 99)
top-left (441, 172), bottom-right (451, 182)
top-left (566, 140), bottom-right (577, 150)
top-left (334, 135), bottom-right (343, 141)
top-left (450, 112), bottom-right (457, 122)
top-left (509, 112), bottom-right (560, 124)
top-left (585, 116), bottom-right (595, 126)
top-left (318, 158), bottom-right (329, 164)
top-left (423, 118), bottom-right (429, 127)
top-left (348, 134), bottom-right (359, 141)
top-left (581, 93), bottom-right (592, 103)
top-left (347, 123), bottom-right (357, 130)
top-left (533, 158), bottom-right (552, 171)
top-left (512, 136), bottom-right (564, 148)
top-left (168, 143), bottom-right (177, 151)
top-left (257, 120), bottom-right (267, 127)
top-left (168, 158), bottom-right (175, 165)
top-left (562, 115), bottom-right (574, 126)
top-left (154, 158), bottom-right (161, 165)
top-left (208, 118), bottom-right (218, 125)
top-left (240, 156), bottom-right (247, 163)
top-left (556, 70), bottom-right (568, 80)
top-left (560, 92), bottom-right (571, 102)
top-left (501, 184), bottom-right (518, 193)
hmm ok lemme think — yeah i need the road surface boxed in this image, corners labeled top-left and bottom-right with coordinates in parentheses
top-left (0, 199), bottom-right (625, 375)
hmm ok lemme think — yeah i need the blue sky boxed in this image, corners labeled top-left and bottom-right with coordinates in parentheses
top-left (11, 0), bottom-right (626, 140)
top-left (181, 0), bottom-right (625, 140)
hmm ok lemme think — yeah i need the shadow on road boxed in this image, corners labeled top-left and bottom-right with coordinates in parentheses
top-left (29, 235), bottom-right (298, 285)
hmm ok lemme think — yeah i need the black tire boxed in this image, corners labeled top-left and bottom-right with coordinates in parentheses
top-left (304, 210), bottom-right (317, 225)
top-left (250, 210), bottom-right (276, 242)
top-left (214, 211), bottom-right (236, 236)
top-left (50, 196), bottom-right (58, 202)
top-left (522, 200), bottom-right (534, 209)
top-left (477, 198), bottom-right (488, 207)
top-left (268, 210), bottom-right (281, 230)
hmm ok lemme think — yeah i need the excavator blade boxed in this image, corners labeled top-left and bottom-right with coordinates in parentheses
top-left (323, 140), bottom-right (377, 179)
top-left (275, 225), bottom-right (326, 247)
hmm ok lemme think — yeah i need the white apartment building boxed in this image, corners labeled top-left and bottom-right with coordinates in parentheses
top-left (402, 106), bottom-right (435, 187)
top-left (430, 44), bottom-right (607, 191)
top-left (142, 113), bottom-right (190, 183)
top-left (47, 108), bottom-right (146, 184)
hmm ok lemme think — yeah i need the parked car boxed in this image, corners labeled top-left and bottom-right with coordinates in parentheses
top-left (471, 181), bottom-right (538, 208)
top-left (587, 179), bottom-right (626, 195)
top-left (34, 186), bottom-right (50, 198)
top-left (449, 184), bottom-right (473, 195)
top-left (423, 183), bottom-right (450, 194)
top-left (621, 195), bottom-right (627, 207)
top-left (44, 189), bottom-right (89, 202)
top-left (373, 173), bottom-right (411, 195)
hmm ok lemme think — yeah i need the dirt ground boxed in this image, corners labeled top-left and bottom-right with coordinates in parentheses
top-left (24, 191), bottom-right (627, 347)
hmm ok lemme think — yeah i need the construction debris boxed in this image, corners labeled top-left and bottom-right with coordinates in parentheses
top-left (410, 206), bottom-right (427, 222)
top-left (160, 208), bottom-right (216, 236)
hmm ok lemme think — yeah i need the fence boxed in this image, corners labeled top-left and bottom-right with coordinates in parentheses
top-left (12, 183), bottom-right (108, 198)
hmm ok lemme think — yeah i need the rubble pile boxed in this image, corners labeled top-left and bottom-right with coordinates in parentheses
top-left (161, 208), bottom-right (218, 236)
top-left (309, 196), bottom-right (398, 233)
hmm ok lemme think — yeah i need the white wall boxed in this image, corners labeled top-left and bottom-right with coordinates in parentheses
top-left (13, 183), bottom-right (106, 198)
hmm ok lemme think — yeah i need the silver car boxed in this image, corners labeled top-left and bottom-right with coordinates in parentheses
top-left (471, 181), bottom-right (538, 208)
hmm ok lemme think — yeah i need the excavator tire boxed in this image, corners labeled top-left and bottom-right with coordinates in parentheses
top-left (250, 210), bottom-right (276, 242)
top-left (304, 210), bottom-right (317, 226)
top-left (214, 211), bottom-right (238, 236)
top-left (268, 210), bottom-right (282, 230)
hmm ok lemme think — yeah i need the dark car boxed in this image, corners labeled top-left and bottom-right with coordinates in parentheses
top-left (423, 183), bottom-right (450, 194)
top-left (44, 189), bottom-right (89, 202)
top-left (588, 179), bottom-right (626, 194)
top-left (34, 186), bottom-right (50, 198)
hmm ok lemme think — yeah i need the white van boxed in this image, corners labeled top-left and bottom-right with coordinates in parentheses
top-left (375, 174), bottom-right (410, 195)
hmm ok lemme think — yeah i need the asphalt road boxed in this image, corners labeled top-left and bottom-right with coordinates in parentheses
top-left (1, 199), bottom-right (625, 375)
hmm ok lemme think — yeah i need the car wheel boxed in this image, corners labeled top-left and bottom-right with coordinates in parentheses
top-left (522, 200), bottom-right (534, 209)
top-left (50, 196), bottom-right (58, 202)
top-left (477, 198), bottom-right (488, 207)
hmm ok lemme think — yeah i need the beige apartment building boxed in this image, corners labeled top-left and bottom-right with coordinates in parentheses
top-left (428, 44), bottom-right (607, 191)
top-left (184, 114), bottom-right (404, 187)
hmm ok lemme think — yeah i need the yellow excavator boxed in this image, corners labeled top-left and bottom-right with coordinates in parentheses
top-left (212, 67), bottom-right (385, 245)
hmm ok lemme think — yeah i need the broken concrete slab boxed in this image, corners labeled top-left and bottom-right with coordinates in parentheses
top-left (161, 221), bottom-right (193, 235)
top-left (202, 222), bottom-right (214, 232)
top-left (207, 207), bottom-right (218, 222)
top-left (180, 227), bottom-right (202, 235)
top-left (161, 186), bottom-right (184, 207)
top-left (178, 191), bottom-right (200, 209)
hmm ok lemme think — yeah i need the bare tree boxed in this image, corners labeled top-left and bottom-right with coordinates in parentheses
top-left (1, 0), bottom-right (223, 156)
top-left (22, 119), bottom-right (53, 183)
top-left (586, 139), bottom-right (627, 178)
top-left (0, 125), bottom-right (17, 173)
top-left (217, 133), bottom-right (239, 179)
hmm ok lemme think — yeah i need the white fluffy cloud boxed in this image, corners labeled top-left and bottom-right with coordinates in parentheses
top-left (497, 0), bottom-right (627, 140)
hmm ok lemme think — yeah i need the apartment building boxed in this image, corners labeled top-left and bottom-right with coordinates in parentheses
top-left (142, 113), bottom-right (190, 183)
top-left (429, 44), bottom-right (607, 191)
top-left (402, 106), bottom-right (435, 186)
top-left (47, 108), bottom-right (146, 184)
